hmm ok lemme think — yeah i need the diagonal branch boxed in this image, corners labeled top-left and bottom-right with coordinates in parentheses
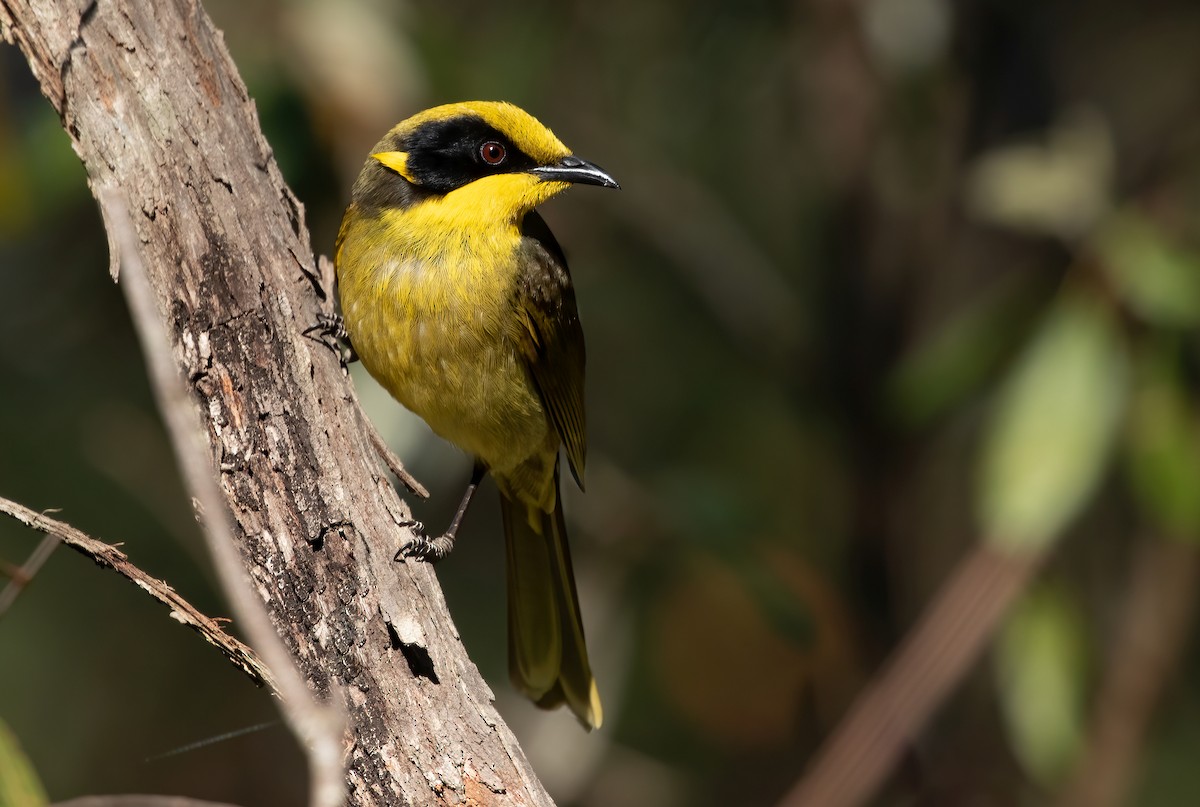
top-left (780, 544), bottom-right (1043, 807)
top-left (53, 798), bottom-right (244, 807)
top-left (1057, 535), bottom-right (1200, 807)
top-left (0, 0), bottom-right (556, 803)
top-left (0, 495), bottom-right (273, 690)
top-left (99, 187), bottom-right (345, 807)
top-left (0, 533), bottom-right (60, 616)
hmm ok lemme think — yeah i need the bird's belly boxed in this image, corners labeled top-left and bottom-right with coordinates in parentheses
top-left (346, 288), bottom-right (550, 474)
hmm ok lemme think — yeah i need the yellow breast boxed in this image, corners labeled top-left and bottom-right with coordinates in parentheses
top-left (336, 199), bottom-right (551, 476)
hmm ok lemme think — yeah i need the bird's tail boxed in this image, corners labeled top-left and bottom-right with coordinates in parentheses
top-left (500, 473), bottom-right (602, 730)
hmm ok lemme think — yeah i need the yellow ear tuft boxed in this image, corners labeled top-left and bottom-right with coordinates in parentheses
top-left (372, 151), bottom-right (415, 183)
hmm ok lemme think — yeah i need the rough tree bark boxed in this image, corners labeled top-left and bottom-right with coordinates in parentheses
top-left (0, 1), bottom-right (555, 804)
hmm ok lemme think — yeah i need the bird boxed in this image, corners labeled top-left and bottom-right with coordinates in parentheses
top-left (333, 101), bottom-right (618, 729)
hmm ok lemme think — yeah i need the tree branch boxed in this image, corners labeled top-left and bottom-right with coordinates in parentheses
top-left (99, 186), bottom-right (344, 807)
top-left (0, 532), bottom-right (60, 616)
top-left (53, 798), bottom-right (244, 807)
top-left (0, 0), bottom-right (555, 803)
top-left (780, 544), bottom-right (1043, 807)
top-left (0, 495), bottom-right (273, 689)
top-left (1057, 535), bottom-right (1200, 807)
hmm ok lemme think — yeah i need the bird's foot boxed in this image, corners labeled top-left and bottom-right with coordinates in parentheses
top-left (394, 520), bottom-right (455, 563)
top-left (302, 313), bottom-right (359, 366)
top-left (308, 312), bottom-right (349, 341)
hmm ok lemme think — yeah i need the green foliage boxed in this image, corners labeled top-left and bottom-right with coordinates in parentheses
top-left (979, 292), bottom-right (1128, 552)
top-left (888, 273), bottom-right (1041, 426)
top-left (0, 719), bottom-right (47, 807)
top-left (1098, 214), bottom-right (1200, 329)
top-left (995, 584), bottom-right (1087, 786)
top-left (965, 110), bottom-right (1114, 240)
top-left (4, 0), bottom-right (1200, 805)
top-left (1127, 341), bottom-right (1200, 538)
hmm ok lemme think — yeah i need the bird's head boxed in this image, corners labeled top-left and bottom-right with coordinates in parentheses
top-left (354, 101), bottom-right (619, 221)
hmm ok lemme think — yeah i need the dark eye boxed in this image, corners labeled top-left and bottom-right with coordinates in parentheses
top-left (480, 141), bottom-right (507, 165)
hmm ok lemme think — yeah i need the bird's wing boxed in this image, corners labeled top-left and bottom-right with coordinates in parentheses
top-left (514, 210), bottom-right (587, 488)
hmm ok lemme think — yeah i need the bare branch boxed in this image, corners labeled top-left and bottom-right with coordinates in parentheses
top-left (53, 797), bottom-right (245, 807)
top-left (98, 188), bottom-right (345, 807)
top-left (1057, 536), bottom-right (1200, 807)
top-left (362, 415), bottom-right (429, 499)
top-left (0, 532), bottom-right (60, 616)
top-left (780, 545), bottom-right (1043, 807)
top-left (0, 0), bottom-right (557, 802)
top-left (0, 495), bottom-right (273, 689)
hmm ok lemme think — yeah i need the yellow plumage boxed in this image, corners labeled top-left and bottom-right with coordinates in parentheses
top-left (335, 101), bottom-right (617, 728)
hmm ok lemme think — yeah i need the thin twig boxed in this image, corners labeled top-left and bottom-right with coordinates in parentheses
top-left (0, 496), bottom-right (273, 688)
top-left (0, 531), bottom-right (60, 616)
top-left (363, 413), bottom-right (429, 499)
top-left (144, 720), bottom-right (280, 763)
top-left (1057, 536), bottom-right (1200, 807)
top-left (779, 544), bottom-right (1043, 807)
top-left (307, 255), bottom-right (427, 500)
top-left (98, 188), bottom-right (345, 807)
top-left (53, 798), bottom-right (244, 807)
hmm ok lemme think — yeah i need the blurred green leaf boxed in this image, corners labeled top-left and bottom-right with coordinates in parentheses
top-left (1127, 342), bottom-right (1200, 537)
top-left (994, 584), bottom-right (1086, 786)
top-left (738, 559), bottom-right (816, 647)
top-left (1095, 213), bottom-right (1200, 328)
top-left (888, 273), bottom-right (1040, 426)
top-left (0, 139), bottom-right (32, 236)
top-left (1131, 693), bottom-right (1200, 807)
top-left (979, 292), bottom-right (1127, 552)
top-left (0, 718), bottom-right (48, 807)
top-left (966, 109), bottom-right (1114, 240)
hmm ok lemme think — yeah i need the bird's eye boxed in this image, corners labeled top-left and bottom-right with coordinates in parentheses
top-left (480, 141), bottom-right (507, 165)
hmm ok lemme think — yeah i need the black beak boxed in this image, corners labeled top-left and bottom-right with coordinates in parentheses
top-left (530, 155), bottom-right (620, 189)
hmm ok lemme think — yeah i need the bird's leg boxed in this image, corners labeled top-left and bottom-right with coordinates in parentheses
top-left (302, 312), bottom-right (359, 366)
top-left (396, 462), bottom-right (486, 563)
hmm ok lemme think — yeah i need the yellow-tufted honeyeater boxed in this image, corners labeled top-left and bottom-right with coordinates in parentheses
top-left (333, 102), bottom-right (618, 729)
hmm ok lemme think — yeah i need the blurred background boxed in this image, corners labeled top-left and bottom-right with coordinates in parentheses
top-left (3, 0), bottom-right (1200, 805)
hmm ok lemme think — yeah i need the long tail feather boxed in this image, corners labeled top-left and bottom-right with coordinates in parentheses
top-left (502, 493), bottom-right (561, 699)
top-left (501, 473), bottom-right (602, 729)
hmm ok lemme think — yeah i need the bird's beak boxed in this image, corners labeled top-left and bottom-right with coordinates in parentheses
top-left (529, 156), bottom-right (620, 189)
